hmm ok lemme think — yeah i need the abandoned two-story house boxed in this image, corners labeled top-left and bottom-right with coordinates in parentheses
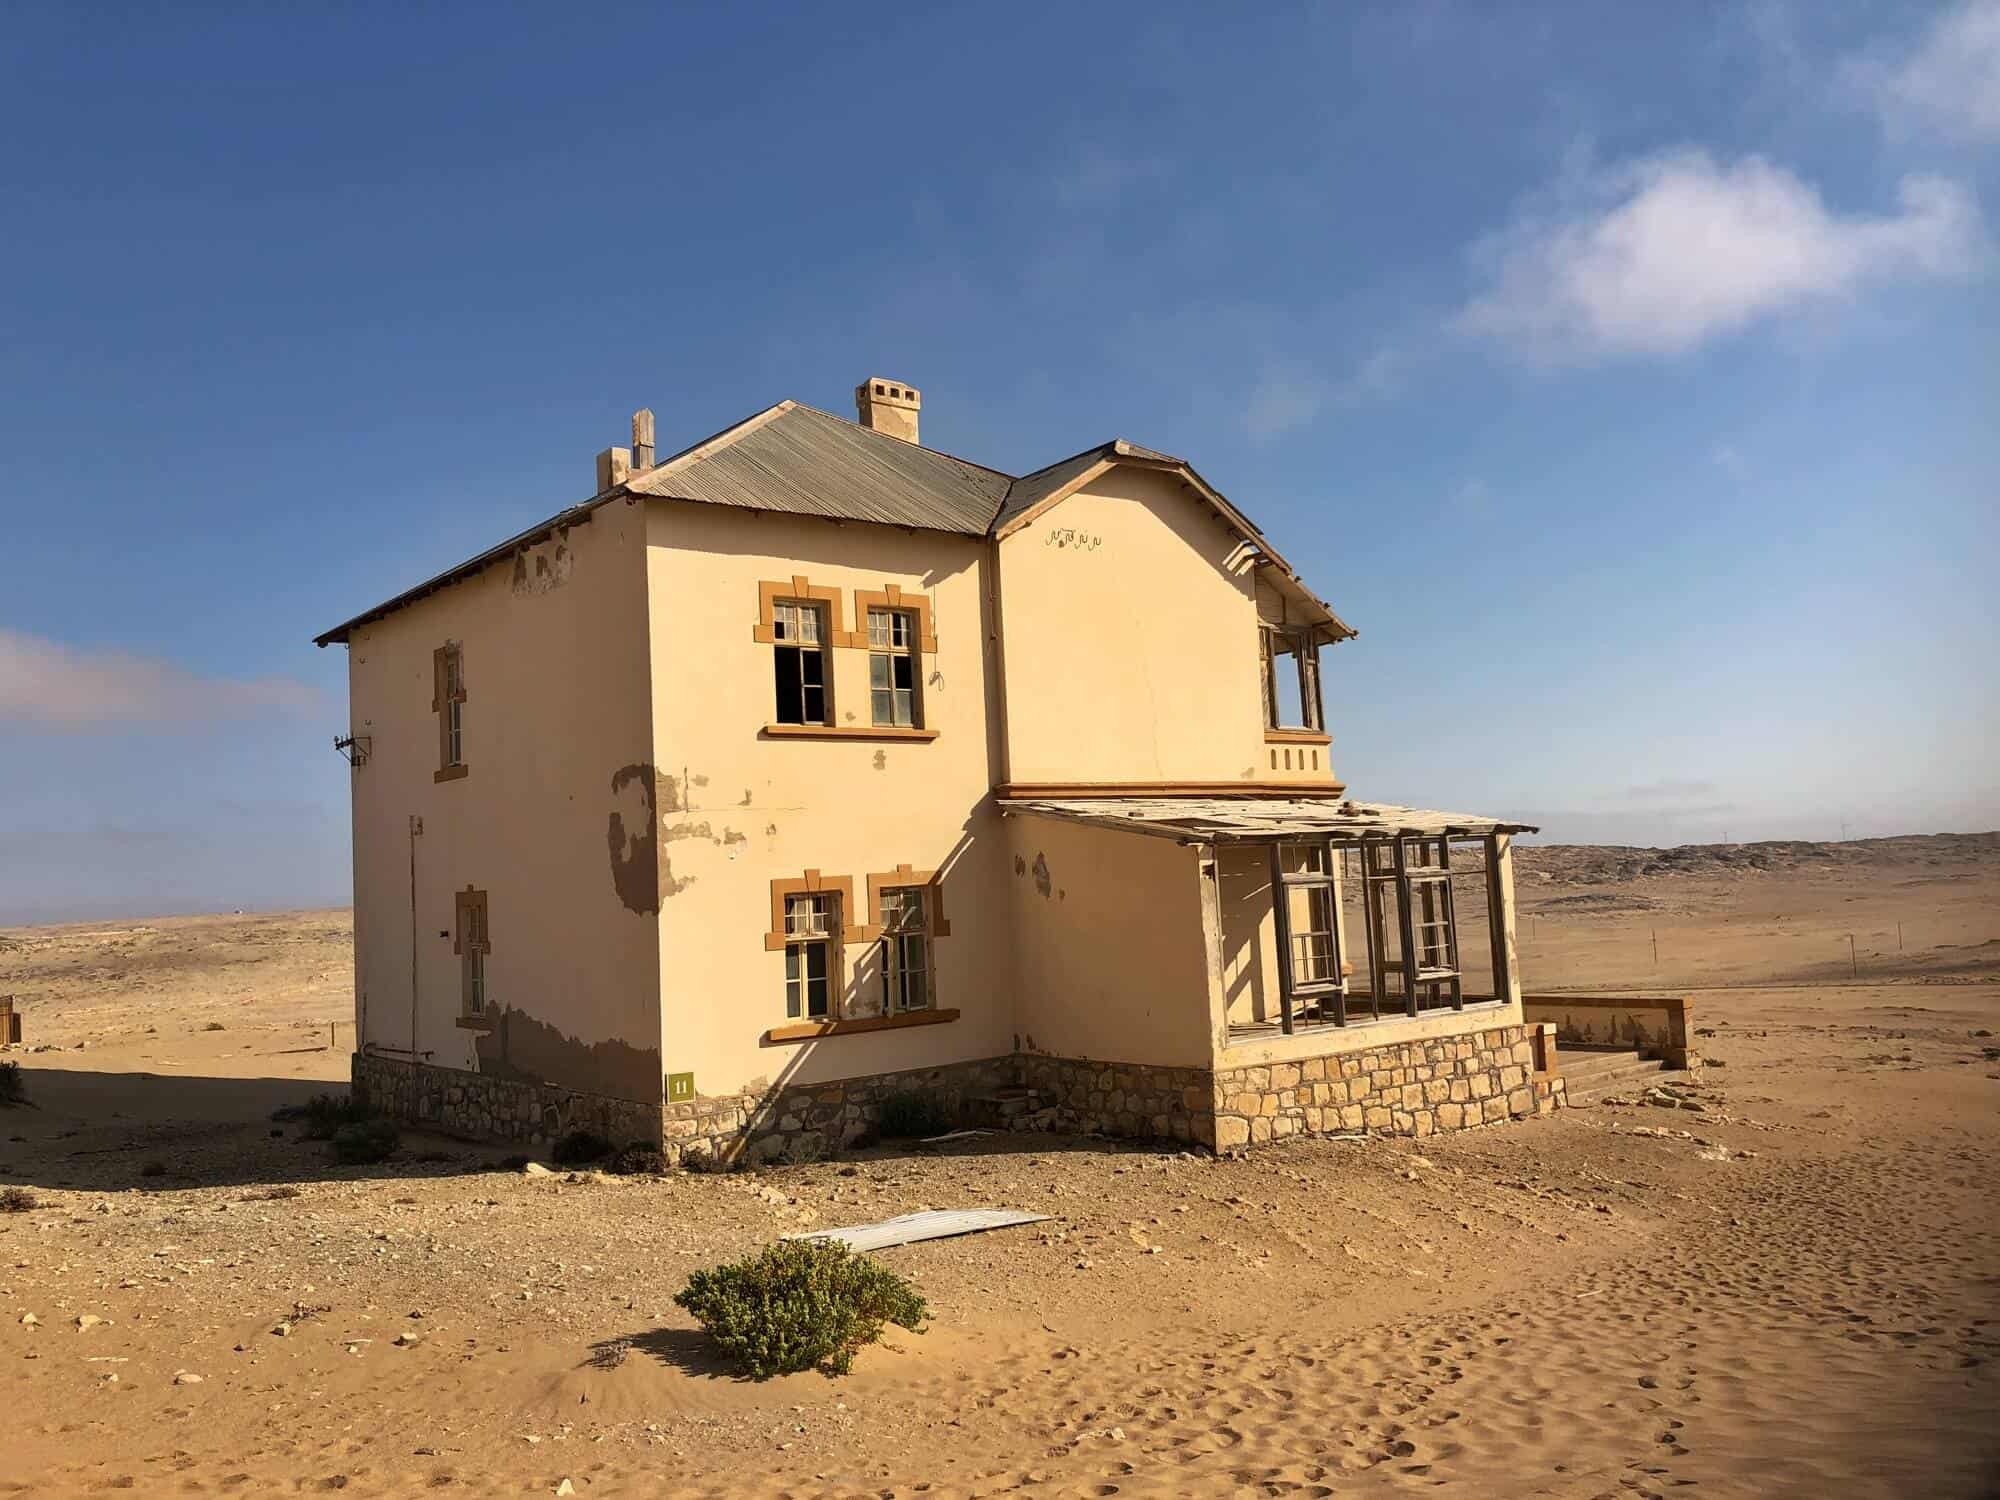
top-left (314, 378), bottom-right (1580, 1164)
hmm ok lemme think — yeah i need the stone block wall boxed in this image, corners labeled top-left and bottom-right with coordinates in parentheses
top-left (665, 1055), bottom-right (1019, 1168)
top-left (352, 1053), bottom-right (664, 1152)
top-left (1208, 1023), bottom-right (1563, 1150)
top-left (352, 1021), bottom-right (1564, 1164)
top-left (1018, 1054), bottom-right (1216, 1148)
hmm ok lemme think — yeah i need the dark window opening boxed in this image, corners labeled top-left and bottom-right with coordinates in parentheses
top-left (772, 601), bottom-right (829, 725)
top-left (1262, 627), bottom-right (1323, 732)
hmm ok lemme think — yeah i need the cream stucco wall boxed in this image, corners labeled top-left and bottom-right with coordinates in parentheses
top-left (641, 501), bottom-right (1017, 1100)
top-left (1004, 814), bottom-right (1216, 1070)
top-left (995, 467), bottom-right (1274, 785)
top-left (344, 503), bottom-right (662, 1101)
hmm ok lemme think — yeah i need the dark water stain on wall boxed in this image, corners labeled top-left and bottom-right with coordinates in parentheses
top-left (1032, 852), bottom-right (1053, 899)
top-left (473, 1006), bottom-right (662, 1103)
top-left (607, 763), bottom-right (680, 914)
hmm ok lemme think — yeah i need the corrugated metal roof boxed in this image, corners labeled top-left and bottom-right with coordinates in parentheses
top-left (1004, 796), bottom-right (1539, 843)
top-left (312, 401), bottom-right (1349, 646)
top-left (628, 402), bottom-right (1012, 534)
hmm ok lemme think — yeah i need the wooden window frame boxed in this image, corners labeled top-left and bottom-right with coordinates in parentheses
top-left (432, 642), bottom-right (468, 782)
top-left (1268, 840), bottom-right (1344, 1034)
top-left (848, 584), bottom-right (937, 654)
top-left (1261, 626), bottom-right (1323, 734)
top-left (863, 606), bottom-right (923, 729)
top-left (453, 886), bottom-right (491, 1026)
top-left (753, 576), bottom-right (858, 647)
top-left (858, 863), bottom-right (953, 1018)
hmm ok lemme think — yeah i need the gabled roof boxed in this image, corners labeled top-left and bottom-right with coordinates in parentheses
top-left (626, 401), bottom-right (1012, 534)
top-left (313, 400), bottom-right (1351, 645)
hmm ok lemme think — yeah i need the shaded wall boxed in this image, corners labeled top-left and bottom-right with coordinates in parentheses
top-left (344, 502), bottom-right (662, 1102)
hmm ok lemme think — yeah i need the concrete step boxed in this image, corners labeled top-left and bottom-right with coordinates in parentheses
top-left (965, 1088), bottom-right (1042, 1129)
top-left (1559, 1050), bottom-right (1671, 1102)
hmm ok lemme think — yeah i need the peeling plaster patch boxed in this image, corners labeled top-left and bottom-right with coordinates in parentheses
top-left (765, 823), bottom-right (778, 836)
top-left (872, 750), bottom-right (887, 771)
top-left (1032, 853), bottom-right (1053, 899)
top-left (692, 773), bottom-right (709, 787)
top-left (509, 535), bottom-right (575, 597)
top-left (472, 1005), bottom-right (661, 1102)
top-left (607, 763), bottom-right (681, 914)
top-left (1014, 854), bottom-right (1027, 876)
top-left (722, 829), bottom-right (748, 845)
top-left (740, 789), bottom-right (753, 806)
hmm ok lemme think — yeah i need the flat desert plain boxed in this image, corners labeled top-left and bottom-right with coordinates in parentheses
top-left (2, 835), bottom-right (1996, 1498)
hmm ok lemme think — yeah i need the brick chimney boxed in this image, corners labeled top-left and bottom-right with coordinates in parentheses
top-left (855, 377), bottom-right (921, 444)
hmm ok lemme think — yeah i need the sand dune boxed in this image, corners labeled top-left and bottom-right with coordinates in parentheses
top-left (2, 839), bottom-right (1996, 1496)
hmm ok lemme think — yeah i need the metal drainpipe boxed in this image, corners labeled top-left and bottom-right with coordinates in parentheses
top-left (408, 814), bottom-right (422, 1062)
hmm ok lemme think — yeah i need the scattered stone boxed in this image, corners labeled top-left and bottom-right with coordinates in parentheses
top-left (19, 1312), bottom-right (38, 1327)
top-left (75, 1314), bottom-right (103, 1331)
top-left (173, 1371), bottom-right (203, 1385)
top-left (556, 1482), bottom-right (576, 1497)
top-left (271, 1321), bottom-right (292, 1338)
top-left (393, 1333), bottom-right (421, 1348)
top-left (522, 1162), bottom-right (554, 1177)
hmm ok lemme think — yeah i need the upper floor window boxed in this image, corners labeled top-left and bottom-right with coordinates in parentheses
top-left (867, 608), bottom-right (922, 728)
top-left (877, 885), bottom-right (932, 1013)
top-left (772, 601), bottom-right (830, 726)
top-left (784, 890), bottom-right (837, 1020)
top-left (1262, 627), bottom-right (1323, 732)
top-left (433, 642), bottom-right (468, 781)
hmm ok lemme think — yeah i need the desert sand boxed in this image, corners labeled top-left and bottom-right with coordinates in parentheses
top-left (2, 835), bottom-right (1996, 1497)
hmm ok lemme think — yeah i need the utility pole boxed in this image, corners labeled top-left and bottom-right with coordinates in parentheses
top-left (1652, 930), bottom-right (1659, 970)
top-left (1848, 933), bottom-right (1858, 978)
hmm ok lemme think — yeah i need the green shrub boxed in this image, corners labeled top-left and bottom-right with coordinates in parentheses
top-left (608, 1142), bottom-right (668, 1176)
top-left (0, 1061), bottom-right (24, 1106)
top-left (276, 1092), bottom-right (367, 1141)
top-left (674, 1238), bottom-right (928, 1378)
top-left (330, 1118), bottom-right (400, 1165)
top-left (0, 1185), bottom-right (36, 1213)
top-left (876, 1090), bottom-right (955, 1139)
top-left (551, 1129), bottom-right (614, 1166)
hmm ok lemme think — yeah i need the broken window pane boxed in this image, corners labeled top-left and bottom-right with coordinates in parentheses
top-left (879, 886), bottom-right (931, 1013)
top-left (772, 603), bottom-right (831, 725)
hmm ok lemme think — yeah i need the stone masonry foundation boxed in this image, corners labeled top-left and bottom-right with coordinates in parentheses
top-left (352, 1021), bottom-right (1562, 1163)
top-left (1209, 1023), bottom-right (1564, 1151)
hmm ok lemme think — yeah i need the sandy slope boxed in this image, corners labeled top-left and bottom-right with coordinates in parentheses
top-left (1, 839), bottom-right (1996, 1497)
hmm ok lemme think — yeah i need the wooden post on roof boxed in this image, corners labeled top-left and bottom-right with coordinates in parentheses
top-left (1267, 843), bottom-right (1295, 1035)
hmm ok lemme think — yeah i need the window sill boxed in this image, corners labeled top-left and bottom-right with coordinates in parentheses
top-left (434, 764), bottom-right (470, 783)
top-left (760, 724), bottom-right (940, 742)
top-left (1263, 729), bottom-right (1332, 746)
top-left (763, 1007), bottom-right (960, 1046)
top-left (454, 1013), bottom-right (496, 1032)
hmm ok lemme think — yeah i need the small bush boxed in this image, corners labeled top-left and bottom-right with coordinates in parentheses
top-left (0, 1062), bottom-right (25, 1107)
top-left (493, 1153), bottom-right (532, 1172)
top-left (551, 1130), bottom-right (614, 1166)
top-left (0, 1185), bottom-right (36, 1213)
top-left (608, 1142), bottom-right (668, 1176)
top-left (202, 1021), bottom-right (227, 1032)
top-left (674, 1238), bottom-right (928, 1378)
top-left (330, 1118), bottom-right (400, 1165)
top-left (278, 1092), bottom-right (367, 1141)
top-left (876, 1090), bottom-right (956, 1139)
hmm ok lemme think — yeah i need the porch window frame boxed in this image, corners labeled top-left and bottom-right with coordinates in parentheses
top-left (875, 883), bottom-right (933, 1016)
top-left (783, 890), bottom-right (839, 1022)
top-left (1268, 838), bottom-right (1345, 1034)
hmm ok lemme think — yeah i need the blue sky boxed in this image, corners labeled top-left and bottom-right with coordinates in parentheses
top-left (2, 2), bottom-right (1995, 922)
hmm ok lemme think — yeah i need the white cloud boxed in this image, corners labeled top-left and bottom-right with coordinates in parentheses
top-left (1711, 443), bottom-right (1748, 482)
top-left (1848, 0), bottom-right (2000, 143)
top-left (0, 629), bottom-right (317, 730)
top-left (1243, 346), bottom-right (1412, 441)
top-left (1458, 150), bottom-right (1984, 361)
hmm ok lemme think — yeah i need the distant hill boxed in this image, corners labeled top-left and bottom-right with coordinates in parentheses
top-left (1515, 831), bottom-right (2000, 887)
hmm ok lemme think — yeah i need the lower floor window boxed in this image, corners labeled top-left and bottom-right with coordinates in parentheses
top-left (784, 892), bottom-right (835, 1019)
top-left (879, 886), bottom-right (931, 1013)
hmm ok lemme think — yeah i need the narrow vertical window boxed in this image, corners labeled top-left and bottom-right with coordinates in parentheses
top-left (455, 887), bottom-right (490, 1019)
top-left (772, 601), bottom-right (830, 725)
top-left (1261, 627), bottom-right (1323, 732)
top-left (783, 891), bottom-right (836, 1019)
top-left (878, 886), bottom-right (932, 1013)
top-left (433, 642), bottom-right (468, 779)
top-left (867, 608), bottom-right (920, 728)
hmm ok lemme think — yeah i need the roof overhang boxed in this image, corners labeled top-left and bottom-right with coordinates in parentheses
top-left (1000, 795), bottom-right (1538, 846)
